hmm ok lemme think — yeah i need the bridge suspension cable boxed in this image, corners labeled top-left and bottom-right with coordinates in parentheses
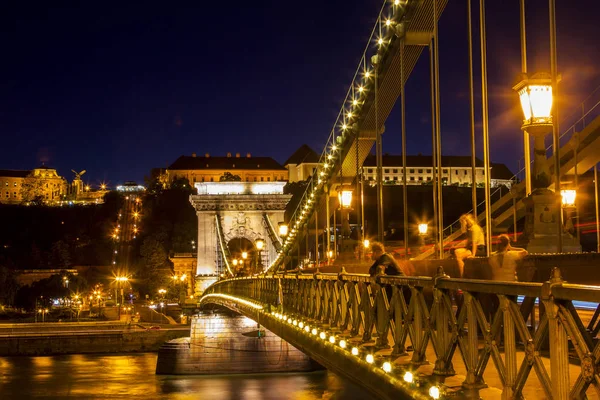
top-left (268, 0), bottom-right (424, 272)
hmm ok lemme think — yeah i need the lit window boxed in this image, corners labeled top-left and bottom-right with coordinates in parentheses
top-left (13, 182), bottom-right (17, 187)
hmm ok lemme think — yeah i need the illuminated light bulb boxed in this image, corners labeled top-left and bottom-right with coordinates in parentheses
top-left (304, 325), bottom-right (310, 332)
top-left (319, 332), bottom-right (326, 340)
top-left (318, 179), bottom-right (322, 184)
top-left (365, 71), bottom-right (370, 78)
top-left (358, 86), bottom-right (364, 93)
top-left (329, 336), bottom-right (336, 344)
top-left (429, 386), bottom-right (440, 399)
top-left (385, 19), bottom-right (392, 26)
top-left (324, 163), bottom-right (329, 169)
top-left (382, 362), bottom-right (392, 373)
top-left (293, 320), bottom-right (298, 326)
top-left (339, 340), bottom-right (347, 349)
top-left (287, 318), bottom-right (292, 323)
top-left (351, 347), bottom-right (359, 356)
top-left (394, 0), bottom-right (400, 5)
top-left (366, 354), bottom-right (374, 364)
top-left (347, 112), bottom-right (353, 118)
top-left (332, 145), bottom-right (337, 151)
top-left (352, 99), bottom-right (358, 106)
top-left (378, 38), bottom-right (384, 46)
top-left (312, 328), bottom-right (318, 335)
top-left (327, 154), bottom-right (333, 160)
top-left (320, 171), bottom-right (325, 176)
top-left (342, 124), bottom-right (347, 130)
top-left (299, 322), bottom-right (304, 328)
top-left (403, 371), bottom-right (414, 383)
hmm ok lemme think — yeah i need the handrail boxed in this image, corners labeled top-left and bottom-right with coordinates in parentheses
top-left (201, 266), bottom-right (600, 399)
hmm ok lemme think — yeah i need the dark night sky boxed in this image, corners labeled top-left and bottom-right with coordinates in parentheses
top-left (1, 0), bottom-right (599, 187)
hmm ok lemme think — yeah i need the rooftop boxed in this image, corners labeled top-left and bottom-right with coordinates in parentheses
top-left (169, 154), bottom-right (286, 171)
top-left (284, 144), bottom-right (320, 166)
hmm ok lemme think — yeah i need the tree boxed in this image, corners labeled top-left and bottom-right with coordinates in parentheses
top-left (220, 172), bottom-right (242, 182)
top-left (0, 266), bottom-right (19, 306)
top-left (50, 240), bottom-right (71, 269)
top-left (138, 237), bottom-right (171, 295)
top-left (20, 176), bottom-right (46, 204)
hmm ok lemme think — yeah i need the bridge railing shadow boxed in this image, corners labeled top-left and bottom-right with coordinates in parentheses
top-left (202, 266), bottom-right (600, 398)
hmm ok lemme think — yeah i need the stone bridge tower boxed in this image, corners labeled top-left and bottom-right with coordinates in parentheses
top-left (189, 182), bottom-right (291, 294)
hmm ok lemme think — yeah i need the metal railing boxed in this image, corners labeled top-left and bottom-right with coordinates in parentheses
top-left (202, 267), bottom-right (600, 398)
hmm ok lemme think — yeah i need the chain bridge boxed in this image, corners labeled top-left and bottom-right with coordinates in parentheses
top-left (189, 0), bottom-right (600, 398)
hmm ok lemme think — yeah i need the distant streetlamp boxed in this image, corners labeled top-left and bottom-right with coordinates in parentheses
top-left (255, 238), bottom-right (265, 273)
top-left (363, 239), bottom-right (370, 249)
top-left (418, 223), bottom-right (429, 236)
top-left (114, 276), bottom-right (128, 320)
top-left (561, 189), bottom-right (577, 234)
top-left (278, 222), bottom-right (289, 237)
top-left (241, 251), bottom-right (248, 260)
top-left (338, 187), bottom-right (353, 210)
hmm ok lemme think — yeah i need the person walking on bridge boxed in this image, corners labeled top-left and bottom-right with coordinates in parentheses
top-left (453, 213), bottom-right (485, 277)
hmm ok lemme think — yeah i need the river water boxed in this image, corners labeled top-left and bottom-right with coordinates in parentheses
top-left (0, 353), bottom-right (375, 399)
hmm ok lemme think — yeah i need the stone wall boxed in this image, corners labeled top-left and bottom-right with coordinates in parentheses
top-left (156, 313), bottom-right (321, 375)
top-left (0, 328), bottom-right (188, 356)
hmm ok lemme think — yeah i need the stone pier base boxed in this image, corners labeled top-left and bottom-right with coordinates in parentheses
top-left (156, 312), bottom-right (321, 375)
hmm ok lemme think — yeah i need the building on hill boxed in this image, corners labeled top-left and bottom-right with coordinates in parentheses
top-left (361, 154), bottom-right (515, 188)
top-left (0, 166), bottom-right (68, 204)
top-left (166, 152), bottom-right (288, 184)
top-left (284, 144), bottom-right (320, 183)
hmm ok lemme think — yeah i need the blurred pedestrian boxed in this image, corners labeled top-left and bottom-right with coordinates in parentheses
top-left (453, 213), bottom-right (485, 277)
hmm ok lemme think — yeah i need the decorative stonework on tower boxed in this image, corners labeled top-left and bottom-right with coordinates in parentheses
top-left (189, 182), bottom-right (291, 295)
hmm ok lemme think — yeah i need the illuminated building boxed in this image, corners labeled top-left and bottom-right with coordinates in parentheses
top-left (167, 152), bottom-right (288, 185)
top-left (361, 154), bottom-right (515, 188)
top-left (284, 144), bottom-right (320, 183)
top-left (0, 166), bottom-right (68, 204)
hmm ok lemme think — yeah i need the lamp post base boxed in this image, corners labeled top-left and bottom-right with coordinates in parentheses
top-left (518, 189), bottom-right (581, 253)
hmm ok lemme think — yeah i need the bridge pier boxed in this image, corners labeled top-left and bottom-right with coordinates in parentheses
top-left (156, 311), bottom-right (320, 375)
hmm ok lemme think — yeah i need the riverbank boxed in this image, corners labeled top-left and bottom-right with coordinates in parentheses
top-left (0, 322), bottom-right (189, 356)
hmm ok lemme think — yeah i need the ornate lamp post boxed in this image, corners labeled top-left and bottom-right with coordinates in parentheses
top-left (278, 222), bottom-right (288, 237)
top-left (513, 72), bottom-right (553, 192)
top-left (337, 186), bottom-right (353, 238)
top-left (513, 73), bottom-right (581, 253)
top-left (255, 238), bottom-right (264, 273)
top-left (418, 223), bottom-right (428, 252)
top-left (561, 189), bottom-right (577, 235)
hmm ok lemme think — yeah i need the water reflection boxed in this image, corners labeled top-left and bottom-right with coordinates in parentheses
top-left (0, 353), bottom-right (374, 399)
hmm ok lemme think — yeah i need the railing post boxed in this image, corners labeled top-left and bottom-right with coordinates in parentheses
top-left (433, 267), bottom-right (455, 376)
top-left (541, 267), bottom-right (569, 399)
top-left (462, 291), bottom-right (487, 389)
top-left (500, 295), bottom-right (517, 399)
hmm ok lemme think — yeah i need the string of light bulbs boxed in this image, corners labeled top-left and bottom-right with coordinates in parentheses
top-left (269, 0), bottom-right (410, 271)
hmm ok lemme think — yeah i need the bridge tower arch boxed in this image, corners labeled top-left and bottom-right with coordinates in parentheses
top-left (190, 181), bottom-right (291, 294)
